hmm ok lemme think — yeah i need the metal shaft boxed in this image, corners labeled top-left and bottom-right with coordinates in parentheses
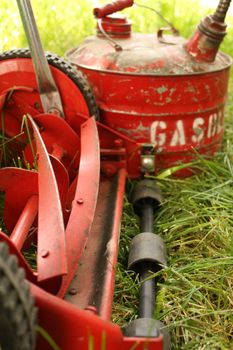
top-left (139, 202), bottom-right (156, 319)
top-left (213, 0), bottom-right (232, 22)
top-left (16, 0), bottom-right (64, 117)
top-left (140, 202), bottom-right (154, 233)
top-left (139, 270), bottom-right (155, 318)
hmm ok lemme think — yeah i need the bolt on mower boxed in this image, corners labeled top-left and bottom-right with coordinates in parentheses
top-left (0, 0), bottom-right (232, 349)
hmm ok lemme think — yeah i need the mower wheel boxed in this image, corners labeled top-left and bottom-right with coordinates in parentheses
top-left (0, 242), bottom-right (37, 350)
top-left (0, 48), bottom-right (99, 120)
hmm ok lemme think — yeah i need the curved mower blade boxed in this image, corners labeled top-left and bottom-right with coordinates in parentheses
top-left (58, 117), bottom-right (100, 297)
top-left (28, 116), bottom-right (67, 282)
top-left (24, 113), bottom-right (80, 180)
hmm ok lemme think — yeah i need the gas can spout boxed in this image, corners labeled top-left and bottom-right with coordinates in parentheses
top-left (185, 0), bottom-right (232, 63)
top-left (213, 0), bottom-right (232, 21)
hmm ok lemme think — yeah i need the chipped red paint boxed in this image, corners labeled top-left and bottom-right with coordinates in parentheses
top-left (67, 14), bottom-right (232, 176)
top-left (186, 5), bottom-right (229, 63)
top-left (68, 37), bottom-right (231, 175)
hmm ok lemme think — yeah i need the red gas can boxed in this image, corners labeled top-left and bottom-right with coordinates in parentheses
top-left (67, 0), bottom-right (232, 176)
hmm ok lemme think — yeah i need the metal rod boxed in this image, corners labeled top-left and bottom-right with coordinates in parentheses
top-left (135, 2), bottom-right (178, 32)
top-left (16, 0), bottom-right (64, 117)
top-left (139, 270), bottom-right (155, 318)
top-left (140, 202), bottom-right (154, 233)
top-left (10, 195), bottom-right (38, 250)
top-left (139, 201), bottom-right (156, 318)
top-left (97, 19), bottom-right (122, 52)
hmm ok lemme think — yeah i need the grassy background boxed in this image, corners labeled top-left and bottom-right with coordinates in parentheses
top-left (1, 0), bottom-right (233, 56)
top-left (0, 1), bottom-right (233, 349)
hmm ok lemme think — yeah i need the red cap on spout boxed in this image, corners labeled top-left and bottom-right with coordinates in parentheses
top-left (185, 0), bottom-right (231, 63)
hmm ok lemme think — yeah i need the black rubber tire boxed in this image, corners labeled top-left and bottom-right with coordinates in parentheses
top-left (0, 242), bottom-right (37, 350)
top-left (0, 48), bottom-right (99, 120)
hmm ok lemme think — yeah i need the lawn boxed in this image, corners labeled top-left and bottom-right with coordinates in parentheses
top-left (0, 1), bottom-right (233, 349)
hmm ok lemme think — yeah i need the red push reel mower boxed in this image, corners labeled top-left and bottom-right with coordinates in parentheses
top-left (0, 0), bottom-right (232, 349)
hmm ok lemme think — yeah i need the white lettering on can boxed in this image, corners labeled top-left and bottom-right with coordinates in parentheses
top-left (150, 121), bottom-right (167, 147)
top-left (150, 111), bottom-right (223, 148)
top-left (170, 120), bottom-right (186, 146)
top-left (207, 113), bottom-right (218, 138)
top-left (192, 117), bottom-right (205, 143)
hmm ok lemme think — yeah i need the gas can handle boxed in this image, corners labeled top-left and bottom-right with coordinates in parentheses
top-left (157, 27), bottom-right (180, 45)
top-left (93, 0), bottom-right (134, 19)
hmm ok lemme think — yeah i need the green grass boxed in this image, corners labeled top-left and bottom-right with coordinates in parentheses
top-left (1, 1), bottom-right (233, 349)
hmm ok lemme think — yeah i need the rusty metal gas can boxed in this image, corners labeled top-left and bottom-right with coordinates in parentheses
top-left (67, 0), bottom-right (232, 176)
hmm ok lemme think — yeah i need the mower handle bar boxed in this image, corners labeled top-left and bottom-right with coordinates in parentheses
top-left (16, 0), bottom-right (64, 117)
top-left (93, 0), bottom-right (134, 19)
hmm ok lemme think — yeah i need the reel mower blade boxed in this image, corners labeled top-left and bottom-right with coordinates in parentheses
top-left (29, 116), bottom-right (67, 282)
top-left (59, 117), bottom-right (100, 297)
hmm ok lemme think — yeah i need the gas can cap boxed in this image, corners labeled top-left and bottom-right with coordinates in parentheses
top-left (97, 14), bottom-right (132, 38)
